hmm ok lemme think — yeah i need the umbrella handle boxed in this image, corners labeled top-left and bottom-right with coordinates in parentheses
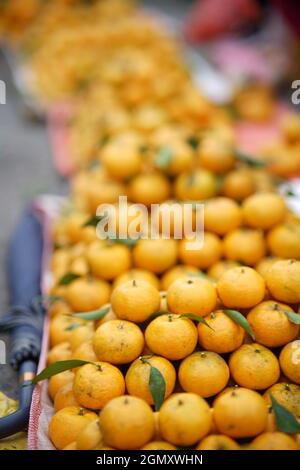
top-left (0, 360), bottom-right (36, 439)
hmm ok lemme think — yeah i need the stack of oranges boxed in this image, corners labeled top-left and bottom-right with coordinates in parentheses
top-left (12, 0), bottom-right (298, 453)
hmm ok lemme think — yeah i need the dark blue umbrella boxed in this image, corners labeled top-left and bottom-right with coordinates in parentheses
top-left (0, 207), bottom-right (46, 438)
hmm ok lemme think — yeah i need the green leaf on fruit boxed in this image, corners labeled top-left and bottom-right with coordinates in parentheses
top-left (180, 313), bottom-right (213, 330)
top-left (224, 309), bottom-right (255, 340)
top-left (70, 305), bottom-right (111, 321)
top-left (149, 366), bottom-right (166, 412)
top-left (271, 395), bottom-right (300, 434)
top-left (31, 360), bottom-right (91, 385)
top-left (155, 146), bottom-right (173, 169)
top-left (58, 272), bottom-right (81, 286)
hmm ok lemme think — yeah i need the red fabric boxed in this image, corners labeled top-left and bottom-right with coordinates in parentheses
top-left (184, 0), bottom-right (262, 42)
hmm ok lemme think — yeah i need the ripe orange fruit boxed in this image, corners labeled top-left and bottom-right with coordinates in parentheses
top-left (65, 277), bottom-right (111, 312)
top-left (242, 192), bottom-right (286, 230)
top-left (229, 343), bottom-right (280, 390)
top-left (76, 419), bottom-right (103, 450)
top-left (100, 395), bottom-right (155, 450)
top-left (49, 406), bottom-right (98, 450)
top-left (72, 340), bottom-right (97, 363)
top-left (247, 301), bottom-right (299, 347)
top-left (217, 266), bottom-right (265, 308)
top-left (145, 314), bottom-right (198, 360)
top-left (154, 141), bottom-right (194, 176)
top-left (197, 136), bottom-right (235, 174)
top-left (196, 434), bottom-right (240, 450)
top-left (279, 340), bottom-right (300, 384)
top-left (213, 388), bottom-right (268, 438)
top-left (128, 172), bottom-right (171, 206)
top-left (113, 269), bottom-right (160, 290)
top-left (167, 277), bottom-right (217, 317)
top-left (73, 362), bottom-right (125, 410)
top-left (63, 442), bottom-right (77, 450)
top-left (54, 382), bottom-right (79, 412)
top-left (101, 141), bottom-right (142, 181)
top-left (179, 233), bottom-right (222, 269)
top-left (86, 179), bottom-right (126, 213)
top-left (159, 393), bottom-right (211, 446)
top-left (250, 432), bottom-right (299, 450)
top-left (267, 222), bottom-right (300, 259)
top-left (69, 324), bottom-right (94, 352)
top-left (178, 351), bottom-right (229, 398)
top-left (49, 315), bottom-right (84, 346)
top-left (255, 256), bottom-right (279, 279)
top-left (95, 304), bottom-right (117, 328)
top-left (48, 370), bottom-right (74, 401)
top-left (93, 320), bottom-right (144, 364)
top-left (133, 238), bottom-right (178, 274)
top-left (141, 441), bottom-right (176, 450)
top-left (223, 228), bottom-right (266, 266)
top-left (266, 259), bottom-right (300, 304)
top-left (63, 212), bottom-right (91, 244)
top-left (125, 355), bottom-right (176, 405)
top-left (161, 265), bottom-right (200, 290)
top-left (221, 169), bottom-right (255, 201)
top-left (263, 383), bottom-right (300, 419)
top-left (69, 256), bottom-right (89, 277)
top-left (174, 169), bottom-right (218, 201)
top-left (198, 310), bottom-right (245, 354)
top-left (51, 249), bottom-right (71, 277)
top-left (48, 342), bottom-right (72, 364)
top-left (111, 279), bottom-right (160, 323)
top-left (48, 299), bottom-right (72, 318)
top-left (282, 113), bottom-right (300, 142)
top-left (204, 198), bottom-right (242, 235)
top-left (87, 242), bottom-right (131, 281)
top-left (207, 260), bottom-right (240, 280)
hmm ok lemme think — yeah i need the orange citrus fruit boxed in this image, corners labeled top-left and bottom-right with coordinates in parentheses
top-left (204, 197), bottom-right (242, 235)
top-left (242, 192), bottom-right (286, 230)
top-left (198, 310), bottom-right (245, 354)
top-left (125, 355), bottom-right (176, 405)
top-left (111, 279), bottom-right (160, 323)
top-left (178, 351), bottom-right (229, 398)
top-left (145, 313), bottom-right (198, 360)
top-left (223, 228), bottom-right (266, 266)
top-left (217, 266), bottom-right (265, 308)
top-left (266, 259), bottom-right (300, 304)
top-left (213, 388), bottom-right (268, 438)
top-left (229, 343), bottom-right (280, 390)
top-left (250, 432), bottom-right (299, 450)
top-left (100, 395), bottom-right (155, 450)
top-left (196, 434), bottom-right (240, 450)
top-left (93, 319), bottom-right (144, 364)
top-left (263, 383), bottom-right (300, 419)
top-left (159, 393), bottom-right (211, 446)
top-left (133, 238), bottom-right (178, 274)
top-left (247, 301), bottom-right (299, 347)
top-left (279, 340), bottom-right (300, 384)
top-left (48, 406), bottom-right (97, 450)
top-left (167, 277), bottom-right (217, 317)
top-left (178, 233), bottom-right (222, 269)
top-left (73, 362), bottom-right (125, 409)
